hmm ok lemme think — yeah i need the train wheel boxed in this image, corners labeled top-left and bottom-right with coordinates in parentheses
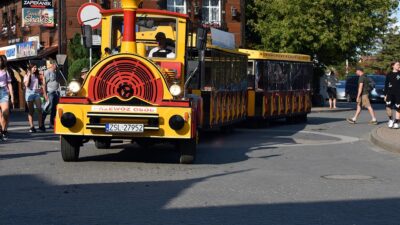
top-left (61, 135), bottom-right (81, 162)
top-left (95, 138), bottom-right (111, 149)
top-left (301, 113), bottom-right (308, 122)
top-left (178, 132), bottom-right (198, 164)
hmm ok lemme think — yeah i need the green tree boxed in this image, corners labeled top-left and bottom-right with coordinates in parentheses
top-left (67, 33), bottom-right (92, 81)
top-left (371, 29), bottom-right (400, 74)
top-left (247, 0), bottom-right (399, 65)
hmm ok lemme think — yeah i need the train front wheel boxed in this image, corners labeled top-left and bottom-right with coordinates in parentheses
top-left (61, 135), bottom-right (81, 162)
top-left (178, 132), bottom-right (198, 164)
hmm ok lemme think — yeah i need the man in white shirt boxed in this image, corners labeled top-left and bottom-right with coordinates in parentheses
top-left (148, 32), bottom-right (175, 59)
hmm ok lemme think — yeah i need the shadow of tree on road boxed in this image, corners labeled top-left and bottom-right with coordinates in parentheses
top-left (0, 173), bottom-right (399, 225)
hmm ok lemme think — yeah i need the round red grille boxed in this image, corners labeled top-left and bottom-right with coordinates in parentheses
top-left (87, 58), bottom-right (164, 104)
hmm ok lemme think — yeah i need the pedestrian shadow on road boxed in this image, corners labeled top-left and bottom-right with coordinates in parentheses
top-left (0, 173), bottom-right (399, 225)
top-left (0, 150), bottom-right (58, 160)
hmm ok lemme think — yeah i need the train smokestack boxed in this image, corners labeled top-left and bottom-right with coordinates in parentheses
top-left (120, 0), bottom-right (142, 53)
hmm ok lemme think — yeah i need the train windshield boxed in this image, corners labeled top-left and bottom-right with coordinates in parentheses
top-left (110, 15), bottom-right (177, 58)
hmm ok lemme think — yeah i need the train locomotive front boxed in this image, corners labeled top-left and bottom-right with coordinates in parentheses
top-left (55, 0), bottom-right (198, 164)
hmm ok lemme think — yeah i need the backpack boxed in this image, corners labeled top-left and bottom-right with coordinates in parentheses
top-left (366, 76), bottom-right (375, 92)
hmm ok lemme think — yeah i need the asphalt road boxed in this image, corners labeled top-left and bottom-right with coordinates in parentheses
top-left (1, 102), bottom-right (400, 225)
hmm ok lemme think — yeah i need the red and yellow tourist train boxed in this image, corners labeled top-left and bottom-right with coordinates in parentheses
top-left (55, 0), bottom-right (312, 164)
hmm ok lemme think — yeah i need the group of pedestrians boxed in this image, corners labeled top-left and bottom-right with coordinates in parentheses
top-left (346, 62), bottom-right (400, 128)
top-left (0, 54), bottom-right (60, 141)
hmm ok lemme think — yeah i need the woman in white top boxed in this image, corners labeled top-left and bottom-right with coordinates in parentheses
top-left (0, 55), bottom-right (14, 141)
top-left (24, 63), bottom-right (45, 133)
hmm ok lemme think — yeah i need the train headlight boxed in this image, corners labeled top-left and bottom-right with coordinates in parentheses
top-left (169, 84), bottom-right (182, 97)
top-left (68, 81), bottom-right (81, 94)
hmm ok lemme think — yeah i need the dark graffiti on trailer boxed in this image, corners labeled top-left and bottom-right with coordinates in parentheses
top-left (23, 0), bottom-right (53, 9)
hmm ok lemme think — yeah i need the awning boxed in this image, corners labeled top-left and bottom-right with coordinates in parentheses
top-left (8, 46), bottom-right (58, 62)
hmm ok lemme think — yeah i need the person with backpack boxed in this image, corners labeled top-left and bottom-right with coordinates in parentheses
top-left (384, 61), bottom-right (400, 129)
top-left (347, 67), bottom-right (378, 125)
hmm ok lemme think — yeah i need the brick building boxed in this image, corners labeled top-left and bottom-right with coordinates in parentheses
top-left (0, 0), bottom-right (245, 109)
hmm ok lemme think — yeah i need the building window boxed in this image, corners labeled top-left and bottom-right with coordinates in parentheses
top-left (167, 0), bottom-right (186, 14)
top-left (202, 0), bottom-right (221, 25)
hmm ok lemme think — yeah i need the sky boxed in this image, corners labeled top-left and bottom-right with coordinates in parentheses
top-left (396, 7), bottom-right (400, 27)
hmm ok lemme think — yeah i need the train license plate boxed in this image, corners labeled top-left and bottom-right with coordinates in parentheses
top-left (105, 123), bottom-right (144, 133)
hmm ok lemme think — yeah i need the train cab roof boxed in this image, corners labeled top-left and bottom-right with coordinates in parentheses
top-left (239, 49), bottom-right (311, 62)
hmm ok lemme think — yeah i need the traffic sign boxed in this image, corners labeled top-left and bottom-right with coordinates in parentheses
top-left (77, 3), bottom-right (102, 29)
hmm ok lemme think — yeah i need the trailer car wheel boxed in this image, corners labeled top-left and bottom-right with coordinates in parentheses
top-left (61, 135), bottom-right (81, 162)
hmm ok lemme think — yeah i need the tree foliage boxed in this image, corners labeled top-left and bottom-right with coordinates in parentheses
top-left (247, 0), bottom-right (399, 65)
top-left (371, 29), bottom-right (400, 74)
top-left (67, 33), bottom-right (95, 81)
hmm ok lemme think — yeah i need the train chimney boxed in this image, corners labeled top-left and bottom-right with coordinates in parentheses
top-left (120, 0), bottom-right (142, 53)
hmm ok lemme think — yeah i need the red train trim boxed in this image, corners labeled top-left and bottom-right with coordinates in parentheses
top-left (59, 97), bottom-right (91, 104)
top-left (160, 100), bottom-right (190, 107)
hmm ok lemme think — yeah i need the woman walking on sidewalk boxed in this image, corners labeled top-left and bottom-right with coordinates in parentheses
top-left (0, 55), bottom-right (15, 140)
top-left (24, 63), bottom-right (45, 133)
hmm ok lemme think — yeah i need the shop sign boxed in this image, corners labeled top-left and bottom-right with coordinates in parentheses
top-left (23, 0), bottom-right (53, 8)
top-left (0, 45), bottom-right (17, 60)
top-left (210, 28), bottom-right (235, 50)
top-left (16, 41), bottom-right (38, 58)
top-left (28, 36), bottom-right (41, 49)
top-left (22, 8), bottom-right (54, 27)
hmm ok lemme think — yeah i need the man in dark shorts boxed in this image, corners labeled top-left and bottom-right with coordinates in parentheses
top-left (326, 70), bottom-right (338, 109)
top-left (347, 67), bottom-right (377, 125)
top-left (384, 61), bottom-right (400, 129)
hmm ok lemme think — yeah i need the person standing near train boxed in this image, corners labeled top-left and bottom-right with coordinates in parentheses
top-left (384, 61), bottom-right (400, 129)
top-left (42, 60), bottom-right (60, 129)
top-left (325, 69), bottom-right (338, 109)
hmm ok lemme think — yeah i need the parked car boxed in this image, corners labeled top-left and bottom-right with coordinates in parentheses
top-left (336, 80), bottom-right (346, 101)
top-left (345, 74), bottom-right (385, 102)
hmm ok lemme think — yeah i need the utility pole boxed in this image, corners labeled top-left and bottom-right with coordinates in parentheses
top-left (58, 0), bottom-right (67, 82)
top-left (89, 0), bottom-right (93, 68)
top-left (58, 0), bottom-right (67, 54)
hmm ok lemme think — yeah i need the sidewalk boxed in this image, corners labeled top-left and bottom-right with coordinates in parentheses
top-left (311, 106), bottom-right (354, 113)
top-left (310, 105), bottom-right (400, 154)
top-left (370, 126), bottom-right (400, 154)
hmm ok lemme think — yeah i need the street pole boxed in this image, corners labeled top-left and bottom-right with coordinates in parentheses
top-left (89, 0), bottom-right (93, 68)
top-left (58, 0), bottom-right (67, 82)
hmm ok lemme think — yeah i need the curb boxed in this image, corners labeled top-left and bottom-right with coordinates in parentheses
top-left (311, 108), bottom-right (354, 113)
top-left (370, 127), bottom-right (400, 154)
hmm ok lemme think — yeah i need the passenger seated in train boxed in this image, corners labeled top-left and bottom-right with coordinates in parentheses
top-left (148, 32), bottom-right (175, 58)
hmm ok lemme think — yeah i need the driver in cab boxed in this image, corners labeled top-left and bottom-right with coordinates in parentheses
top-left (148, 32), bottom-right (175, 59)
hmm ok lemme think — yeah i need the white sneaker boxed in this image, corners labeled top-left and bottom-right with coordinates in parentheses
top-left (393, 123), bottom-right (399, 129)
top-left (388, 120), bottom-right (394, 128)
